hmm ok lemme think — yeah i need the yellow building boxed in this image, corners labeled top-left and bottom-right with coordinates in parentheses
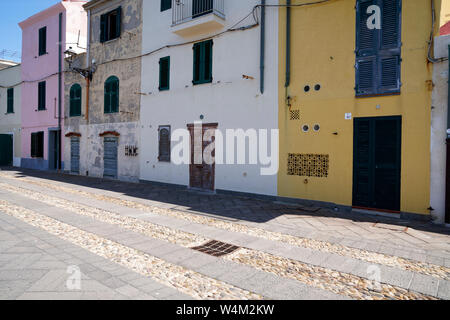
top-left (278, 0), bottom-right (449, 220)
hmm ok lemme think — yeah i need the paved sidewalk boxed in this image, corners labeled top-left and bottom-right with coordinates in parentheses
top-left (0, 168), bottom-right (449, 300)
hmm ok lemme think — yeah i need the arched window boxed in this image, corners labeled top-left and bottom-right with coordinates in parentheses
top-left (69, 84), bottom-right (82, 117)
top-left (104, 76), bottom-right (119, 114)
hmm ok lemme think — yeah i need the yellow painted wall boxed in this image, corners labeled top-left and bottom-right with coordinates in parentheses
top-left (278, 0), bottom-right (446, 215)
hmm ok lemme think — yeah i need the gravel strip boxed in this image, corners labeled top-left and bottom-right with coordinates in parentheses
top-left (1, 174), bottom-right (447, 280)
top-left (225, 249), bottom-right (436, 300)
top-left (0, 200), bottom-right (262, 300)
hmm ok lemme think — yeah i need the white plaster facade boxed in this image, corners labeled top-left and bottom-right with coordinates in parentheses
top-left (139, 0), bottom-right (279, 196)
top-left (430, 34), bottom-right (450, 224)
top-left (0, 64), bottom-right (22, 167)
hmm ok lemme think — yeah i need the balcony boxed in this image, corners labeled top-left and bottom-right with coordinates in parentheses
top-left (171, 0), bottom-right (225, 37)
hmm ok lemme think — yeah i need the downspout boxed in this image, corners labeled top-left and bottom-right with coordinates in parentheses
top-left (447, 45), bottom-right (450, 224)
top-left (448, 45), bottom-right (450, 139)
top-left (285, 0), bottom-right (291, 89)
top-left (58, 12), bottom-right (62, 171)
top-left (260, 0), bottom-right (266, 94)
top-left (86, 9), bottom-right (91, 122)
top-left (85, 10), bottom-right (91, 124)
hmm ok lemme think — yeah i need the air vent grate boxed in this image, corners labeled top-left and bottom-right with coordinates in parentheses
top-left (192, 240), bottom-right (240, 257)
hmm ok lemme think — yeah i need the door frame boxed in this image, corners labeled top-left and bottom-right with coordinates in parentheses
top-left (187, 122), bottom-right (218, 191)
top-left (48, 128), bottom-right (61, 170)
top-left (352, 116), bottom-right (402, 212)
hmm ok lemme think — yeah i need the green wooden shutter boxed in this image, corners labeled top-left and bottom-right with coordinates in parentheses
top-left (7, 88), bottom-right (14, 113)
top-left (204, 40), bottom-right (213, 82)
top-left (31, 133), bottom-right (37, 158)
top-left (38, 82), bottom-right (46, 110)
top-left (111, 80), bottom-right (119, 113)
top-left (159, 57), bottom-right (170, 91)
top-left (115, 7), bottom-right (122, 39)
top-left (39, 27), bottom-right (47, 56)
top-left (353, 118), bottom-right (373, 207)
top-left (100, 14), bottom-right (107, 42)
top-left (104, 81), bottom-right (111, 113)
top-left (193, 43), bottom-right (201, 84)
top-left (70, 84), bottom-right (82, 117)
top-left (378, 0), bottom-right (401, 93)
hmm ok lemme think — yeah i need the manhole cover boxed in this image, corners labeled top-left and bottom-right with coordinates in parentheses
top-left (192, 240), bottom-right (240, 257)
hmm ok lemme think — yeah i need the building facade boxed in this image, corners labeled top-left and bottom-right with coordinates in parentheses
top-left (139, 0), bottom-right (279, 195)
top-left (19, 0), bottom-right (87, 171)
top-left (278, 0), bottom-right (449, 221)
top-left (0, 62), bottom-right (21, 167)
top-left (63, 0), bottom-right (142, 182)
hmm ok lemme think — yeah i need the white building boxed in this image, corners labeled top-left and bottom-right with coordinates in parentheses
top-left (431, 34), bottom-right (450, 225)
top-left (0, 62), bottom-right (21, 167)
top-left (139, 0), bottom-right (279, 196)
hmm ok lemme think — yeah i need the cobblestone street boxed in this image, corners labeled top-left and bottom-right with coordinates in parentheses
top-left (0, 168), bottom-right (449, 300)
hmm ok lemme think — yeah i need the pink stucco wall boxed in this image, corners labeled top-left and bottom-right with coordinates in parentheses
top-left (19, 0), bottom-right (86, 167)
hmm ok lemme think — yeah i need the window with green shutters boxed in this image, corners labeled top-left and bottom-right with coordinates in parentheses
top-left (70, 84), bottom-right (82, 117)
top-left (161, 0), bottom-right (171, 12)
top-left (38, 81), bottom-right (46, 111)
top-left (39, 27), bottom-right (47, 56)
top-left (104, 76), bottom-right (119, 114)
top-left (100, 7), bottom-right (122, 43)
top-left (31, 132), bottom-right (44, 158)
top-left (159, 56), bottom-right (170, 91)
top-left (7, 88), bottom-right (14, 114)
top-left (355, 0), bottom-right (402, 96)
top-left (193, 40), bottom-right (213, 85)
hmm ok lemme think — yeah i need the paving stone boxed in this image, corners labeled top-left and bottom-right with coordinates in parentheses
top-left (408, 273), bottom-right (439, 296)
top-left (437, 280), bottom-right (450, 300)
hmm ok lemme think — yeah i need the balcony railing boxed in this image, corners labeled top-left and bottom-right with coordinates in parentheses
top-left (172, 0), bottom-right (225, 26)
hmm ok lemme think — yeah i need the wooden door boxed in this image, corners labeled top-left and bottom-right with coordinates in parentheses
top-left (188, 123), bottom-right (217, 191)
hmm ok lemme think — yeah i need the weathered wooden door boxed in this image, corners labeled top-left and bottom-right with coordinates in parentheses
top-left (0, 134), bottom-right (13, 166)
top-left (188, 123), bottom-right (217, 191)
top-left (70, 137), bottom-right (80, 174)
top-left (353, 117), bottom-right (402, 212)
top-left (104, 137), bottom-right (118, 179)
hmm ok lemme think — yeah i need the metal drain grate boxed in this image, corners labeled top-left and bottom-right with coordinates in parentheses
top-left (192, 240), bottom-right (240, 257)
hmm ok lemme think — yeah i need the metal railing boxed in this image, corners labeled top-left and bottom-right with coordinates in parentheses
top-left (172, 0), bottom-right (225, 26)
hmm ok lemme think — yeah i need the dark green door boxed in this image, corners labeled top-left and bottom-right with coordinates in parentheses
top-left (0, 134), bottom-right (13, 166)
top-left (353, 117), bottom-right (402, 211)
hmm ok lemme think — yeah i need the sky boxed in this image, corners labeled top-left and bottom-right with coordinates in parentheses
top-left (0, 0), bottom-right (61, 62)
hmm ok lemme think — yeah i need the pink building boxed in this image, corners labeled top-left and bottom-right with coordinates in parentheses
top-left (19, 0), bottom-right (87, 170)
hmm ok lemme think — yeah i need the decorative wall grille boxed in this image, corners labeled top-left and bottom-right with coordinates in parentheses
top-left (287, 154), bottom-right (329, 178)
top-left (290, 109), bottom-right (300, 120)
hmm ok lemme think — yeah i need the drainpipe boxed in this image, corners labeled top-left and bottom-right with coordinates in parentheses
top-left (448, 45), bottom-right (450, 139)
top-left (446, 45), bottom-right (450, 224)
top-left (285, 0), bottom-right (291, 88)
top-left (260, 0), bottom-right (266, 94)
top-left (86, 9), bottom-right (91, 122)
top-left (58, 12), bottom-right (62, 171)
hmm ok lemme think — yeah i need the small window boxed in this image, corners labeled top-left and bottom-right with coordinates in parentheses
top-left (159, 56), bottom-right (170, 91)
top-left (7, 88), bottom-right (14, 114)
top-left (31, 132), bottom-right (44, 158)
top-left (39, 27), bottom-right (47, 56)
top-left (38, 81), bottom-right (46, 111)
top-left (158, 126), bottom-right (171, 162)
top-left (70, 84), bottom-right (82, 117)
top-left (193, 40), bottom-right (213, 85)
top-left (104, 76), bottom-right (119, 114)
top-left (161, 0), bottom-right (172, 12)
top-left (100, 7), bottom-right (122, 43)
